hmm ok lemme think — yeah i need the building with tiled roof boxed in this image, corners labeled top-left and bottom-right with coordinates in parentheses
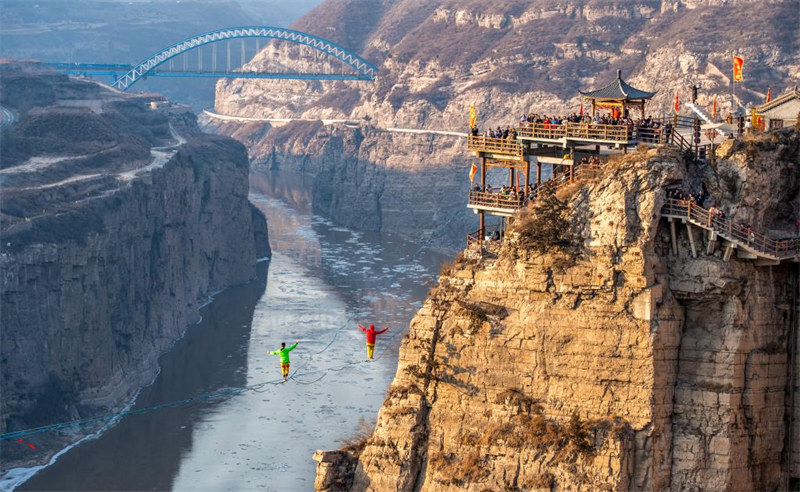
top-left (579, 70), bottom-right (656, 118)
top-left (755, 87), bottom-right (800, 130)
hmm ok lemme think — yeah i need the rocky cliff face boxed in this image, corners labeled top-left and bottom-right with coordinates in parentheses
top-left (213, 119), bottom-right (473, 248)
top-left (210, 0), bottom-right (798, 249)
top-left (217, 0), bottom-right (798, 128)
top-left (0, 64), bottom-right (269, 470)
top-left (314, 130), bottom-right (799, 490)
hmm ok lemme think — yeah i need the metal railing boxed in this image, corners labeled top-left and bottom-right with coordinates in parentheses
top-left (466, 135), bottom-right (523, 158)
top-left (527, 159), bottom-right (605, 201)
top-left (662, 199), bottom-right (799, 259)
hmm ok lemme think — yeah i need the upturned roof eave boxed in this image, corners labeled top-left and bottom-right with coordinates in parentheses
top-left (579, 74), bottom-right (657, 100)
top-left (578, 91), bottom-right (659, 101)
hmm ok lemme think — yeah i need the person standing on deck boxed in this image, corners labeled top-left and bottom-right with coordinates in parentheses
top-left (270, 341), bottom-right (299, 382)
top-left (359, 325), bottom-right (388, 360)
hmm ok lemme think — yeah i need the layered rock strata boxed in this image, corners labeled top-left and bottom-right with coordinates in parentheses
top-left (212, 119), bottom-right (473, 248)
top-left (0, 65), bottom-right (268, 469)
top-left (316, 131), bottom-right (799, 490)
top-left (210, 0), bottom-right (798, 249)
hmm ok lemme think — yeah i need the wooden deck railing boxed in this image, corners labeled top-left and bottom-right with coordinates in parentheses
top-left (662, 199), bottom-right (799, 259)
top-left (467, 135), bottom-right (523, 158)
top-left (468, 190), bottom-right (525, 210)
top-left (518, 122), bottom-right (631, 142)
top-left (466, 225), bottom-right (503, 249)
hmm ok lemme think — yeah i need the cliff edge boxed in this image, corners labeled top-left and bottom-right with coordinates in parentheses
top-left (315, 130), bottom-right (799, 490)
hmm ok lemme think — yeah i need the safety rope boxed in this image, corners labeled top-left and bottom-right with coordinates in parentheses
top-left (1, 204), bottom-right (465, 442)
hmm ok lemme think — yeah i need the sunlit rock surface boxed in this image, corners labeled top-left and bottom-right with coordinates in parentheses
top-left (316, 133), bottom-right (799, 490)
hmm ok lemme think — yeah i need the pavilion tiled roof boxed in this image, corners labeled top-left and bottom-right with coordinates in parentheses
top-left (579, 70), bottom-right (656, 100)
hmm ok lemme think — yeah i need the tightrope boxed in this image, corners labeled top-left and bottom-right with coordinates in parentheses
top-left (2, 204), bottom-right (464, 442)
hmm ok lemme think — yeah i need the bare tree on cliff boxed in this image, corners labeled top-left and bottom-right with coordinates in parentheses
top-left (517, 186), bottom-right (573, 255)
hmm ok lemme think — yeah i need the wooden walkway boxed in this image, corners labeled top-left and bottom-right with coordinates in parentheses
top-left (468, 116), bottom-right (698, 155)
top-left (466, 160), bottom-right (799, 265)
top-left (467, 135), bottom-right (523, 160)
top-left (662, 199), bottom-right (799, 264)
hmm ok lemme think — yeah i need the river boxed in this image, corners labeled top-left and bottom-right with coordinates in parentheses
top-left (16, 170), bottom-right (448, 491)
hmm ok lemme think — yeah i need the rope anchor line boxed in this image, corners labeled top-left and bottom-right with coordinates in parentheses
top-left (2, 206), bottom-right (462, 442)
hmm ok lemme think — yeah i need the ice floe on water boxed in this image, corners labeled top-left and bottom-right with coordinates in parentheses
top-left (13, 172), bottom-right (449, 491)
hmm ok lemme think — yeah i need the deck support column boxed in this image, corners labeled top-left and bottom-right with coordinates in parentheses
top-left (536, 161), bottom-right (542, 185)
top-left (687, 223), bottom-right (697, 258)
top-left (479, 211), bottom-right (485, 244)
top-left (479, 156), bottom-right (486, 240)
top-left (723, 242), bottom-right (734, 262)
top-left (669, 218), bottom-right (678, 255)
top-left (509, 167), bottom-right (515, 189)
top-left (524, 161), bottom-right (530, 192)
top-left (707, 231), bottom-right (717, 255)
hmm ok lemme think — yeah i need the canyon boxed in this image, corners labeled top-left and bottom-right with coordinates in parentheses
top-left (209, 0), bottom-right (800, 249)
top-left (0, 62), bottom-right (268, 472)
top-left (202, 5), bottom-right (800, 487)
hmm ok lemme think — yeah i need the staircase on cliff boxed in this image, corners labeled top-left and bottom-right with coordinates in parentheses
top-left (463, 129), bottom-right (800, 264)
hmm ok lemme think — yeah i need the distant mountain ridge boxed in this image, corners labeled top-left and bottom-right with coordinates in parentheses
top-left (216, 0), bottom-right (800, 129)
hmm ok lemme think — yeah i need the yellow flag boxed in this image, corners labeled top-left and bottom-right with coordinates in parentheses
top-left (469, 105), bottom-right (476, 129)
top-left (733, 55), bottom-right (744, 82)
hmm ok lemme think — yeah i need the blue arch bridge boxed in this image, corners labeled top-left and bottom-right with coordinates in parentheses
top-left (46, 26), bottom-right (378, 91)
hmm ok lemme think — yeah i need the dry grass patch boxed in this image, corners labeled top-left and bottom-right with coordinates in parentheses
top-left (429, 448), bottom-right (488, 486)
top-left (339, 418), bottom-right (375, 457)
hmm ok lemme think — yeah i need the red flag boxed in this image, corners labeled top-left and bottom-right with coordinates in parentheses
top-left (765, 88), bottom-right (771, 103)
top-left (469, 162), bottom-right (478, 183)
top-left (674, 91), bottom-right (680, 114)
top-left (579, 101), bottom-right (584, 117)
top-left (733, 55), bottom-right (744, 82)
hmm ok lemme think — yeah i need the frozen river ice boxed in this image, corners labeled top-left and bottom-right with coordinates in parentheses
top-left (16, 171), bottom-right (447, 491)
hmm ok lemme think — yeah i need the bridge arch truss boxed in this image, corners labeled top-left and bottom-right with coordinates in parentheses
top-left (112, 26), bottom-right (378, 90)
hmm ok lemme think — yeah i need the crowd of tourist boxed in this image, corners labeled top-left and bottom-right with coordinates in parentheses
top-left (470, 112), bottom-right (674, 144)
top-left (470, 125), bottom-right (519, 139)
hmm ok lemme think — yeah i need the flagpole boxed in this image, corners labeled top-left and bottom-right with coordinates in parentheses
top-left (731, 51), bottom-right (736, 114)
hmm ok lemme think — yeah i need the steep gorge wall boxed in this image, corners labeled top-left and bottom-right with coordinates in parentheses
top-left (213, 119), bottom-right (474, 249)
top-left (1, 136), bottom-right (268, 468)
top-left (0, 69), bottom-right (268, 469)
top-left (216, 0), bottom-right (799, 130)
top-left (315, 133), bottom-right (799, 490)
